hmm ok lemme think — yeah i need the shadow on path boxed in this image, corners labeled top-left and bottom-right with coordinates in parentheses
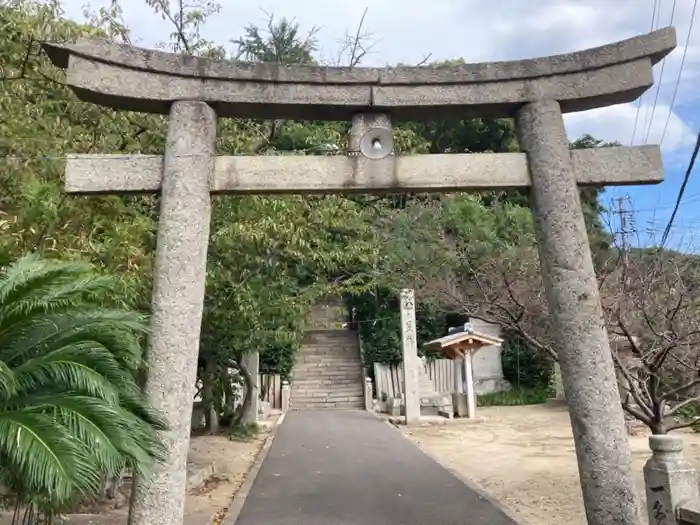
top-left (234, 410), bottom-right (518, 525)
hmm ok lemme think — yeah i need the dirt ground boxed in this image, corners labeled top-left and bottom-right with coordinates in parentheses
top-left (405, 403), bottom-right (700, 525)
top-left (183, 432), bottom-right (267, 521)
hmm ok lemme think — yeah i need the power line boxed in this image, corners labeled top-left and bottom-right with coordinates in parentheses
top-left (660, 132), bottom-right (700, 246)
top-left (644, 0), bottom-right (679, 144)
top-left (641, 0), bottom-right (662, 138)
top-left (631, 0), bottom-right (663, 146)
top-left (660, 0), bottom-right (699, 147)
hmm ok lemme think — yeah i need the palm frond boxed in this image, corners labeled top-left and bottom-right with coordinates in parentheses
top-left (0, 411), bottom-right (103, 503)
top-left (0, 309), bottom-right (148, 368)
top-left (0, 255), bottom-right (166, 512)
top-left (18, 394), bottom-right (166, 477)
top-left (0, 255), bottom-right (95, 309)
top-left (11, 348), bottom-right (126, 404)
top-left (0, 360), bottom-right (16, 401)
top-left (0, 256), bottom-right (120, 342)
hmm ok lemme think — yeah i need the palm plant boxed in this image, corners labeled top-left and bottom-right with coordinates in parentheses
top-left (0, 255), bottom-right (167, 524)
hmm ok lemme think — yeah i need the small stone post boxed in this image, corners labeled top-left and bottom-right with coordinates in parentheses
top-left (281, 381), bottom-right (290, 412)
top-left (553, 362), bottom-right (566, 401)
top-left (400, 288), bottom-right (420, 425)
top-left (364, 377), bottom-right (373, 411)
top-left (242, 351), bottom-right (260, 424)
top-left (463, 351), bottom-right (476, 418)
top-left (516, 99), bottom-right (640, 525)
top-left (644, 435), bottom-right (700, 525)
top-left (453, 356), bottom-right (463, 394)
top-left (451, 356), bottom-right (469, 417)
top-left (129, 101), bottom-right (216, 525)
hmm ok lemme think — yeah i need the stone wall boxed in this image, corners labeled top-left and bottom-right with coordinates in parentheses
top-left (468, 318), bottom-right (511, 393)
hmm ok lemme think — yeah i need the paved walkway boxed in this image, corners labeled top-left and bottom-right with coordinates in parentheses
top-left (234, 410), bottom-right (518, 525)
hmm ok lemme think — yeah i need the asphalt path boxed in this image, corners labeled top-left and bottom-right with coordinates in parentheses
top-left (233, 410), bottom-right (518, 525)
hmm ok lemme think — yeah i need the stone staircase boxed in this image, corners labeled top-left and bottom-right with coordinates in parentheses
top-left (291, 330), bottom-right (365, 410)
top-left (290, 299), bottom-right (365, 410)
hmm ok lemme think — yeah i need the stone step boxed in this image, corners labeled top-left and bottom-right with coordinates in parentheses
top-left (295, 357), bottom-right (361, 364)
top-left (292, 375), bottom-right (362, 383)
top-left (292, 379), bottom-right (362, 385)
top-left (296, 362), bottom-right (361, 366)
top-left (292, 376), bottom-right (362, 382)
top-left (291, 387), bottom-right (363, 396)
top-left (297, 356), bottom-right (361, 361)
top-left (291, 401), bottom-right (365, 409)
top-left (299, 343), bottom-right (359, 351)
top-left (291, 404), bottom-right (364, 410)
top-left (296, 354), bottom-right (361, 362)
top-left (301, 330), bottom-right (359, 345)
top-left (296, 357), bottom-right (360, 364)
top-left (293, 366), bottom-right (363, 373)
top-left (291, 379), bottom-right (363, 387)
top-left (291, 391), bottom-right (364, 400)
top-left (294, 362), bottom-right (361, 368)
top-left (291, 378), bottom-right (362, 385)
top-left (291, 380), bottom-right (363, 387)
top-left (290, 400), bottom-right (365, 410)
top-left (292, 393), bottom-right (364, 400)
top-left (294, 364), bottom-right (362, 369)
top-left (294, 367), bottom-right (362, 374)
top-left (290, 391), bottom-right (365, 403)
top-left (299, 344), bottom-right (359, 351)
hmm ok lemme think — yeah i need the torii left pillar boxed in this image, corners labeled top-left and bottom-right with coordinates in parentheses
top-left (128, 101), bottom-right (216, 525)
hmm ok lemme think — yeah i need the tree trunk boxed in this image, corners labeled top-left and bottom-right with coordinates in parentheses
top-left (230, 358), bottom-right (253, 429)
top-left (222, 367), bottom-right (236, 417)
top-left (201, 360), bottom-right (219, 433)
top-left (651, 424), bottom-right (667, 435)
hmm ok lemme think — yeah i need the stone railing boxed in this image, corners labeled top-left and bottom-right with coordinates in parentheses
top-left (644, 435), bottom-right (700, 525)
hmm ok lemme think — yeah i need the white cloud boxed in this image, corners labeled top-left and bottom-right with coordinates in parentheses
top-left (565, 103), bottom-right (695, 156)
top-left (61, 0), bottom-right (699, 154)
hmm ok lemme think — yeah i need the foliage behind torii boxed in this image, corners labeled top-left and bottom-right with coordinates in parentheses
top-left (0, 0), bottom-right (615, 435)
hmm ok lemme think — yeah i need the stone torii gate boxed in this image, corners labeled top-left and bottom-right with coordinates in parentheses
top-left (42, 27), bottom-right (676, 525)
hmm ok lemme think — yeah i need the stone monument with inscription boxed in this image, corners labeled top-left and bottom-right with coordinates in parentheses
top-left (400, 288), bottom-right (421, 425)
top-left (42, 26), bottom-right (676, 525)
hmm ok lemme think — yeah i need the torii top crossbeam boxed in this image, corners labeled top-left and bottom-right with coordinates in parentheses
top-left (39, 28), bottom-right (675, 197)
top-left (42, 27), bottom-right (675, 121)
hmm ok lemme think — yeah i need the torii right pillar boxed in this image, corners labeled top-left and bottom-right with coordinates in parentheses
top-left (517, 100), bottom-right (639, 525)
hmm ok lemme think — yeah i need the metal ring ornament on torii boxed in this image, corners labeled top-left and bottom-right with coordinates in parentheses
top-left (358, 127), bottom-right (394, 160)
top-left (42, 27), bottom-right (676, 121)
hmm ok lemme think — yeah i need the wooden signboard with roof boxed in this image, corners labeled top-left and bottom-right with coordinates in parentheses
top-left (424, 323), bottom-right (503, 418)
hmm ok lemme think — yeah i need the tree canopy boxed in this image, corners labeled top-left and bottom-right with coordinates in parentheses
top-left (0, 0), bottom-right (626, 428)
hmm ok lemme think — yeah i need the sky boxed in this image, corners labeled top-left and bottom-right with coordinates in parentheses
top-left (60, 0), bottom-right (700, 251)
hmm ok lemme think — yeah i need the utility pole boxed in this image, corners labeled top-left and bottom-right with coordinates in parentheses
top-left (614, 195), bottom-right (635, 266)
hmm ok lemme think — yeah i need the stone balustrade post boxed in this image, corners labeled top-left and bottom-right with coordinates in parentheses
top-left (645, 435), bottom-right (700, 525)
top-left (552, 362), bottom-right (566, 401)
top-left (281, 380), bottom-right (291, 412)
top-left (364, 377), bottom-right (373, 411)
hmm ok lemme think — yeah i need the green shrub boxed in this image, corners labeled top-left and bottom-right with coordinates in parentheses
top-left (501, 331), bottom-right (553, 390)
top-left (477, 387), bottom-right (549, 407)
